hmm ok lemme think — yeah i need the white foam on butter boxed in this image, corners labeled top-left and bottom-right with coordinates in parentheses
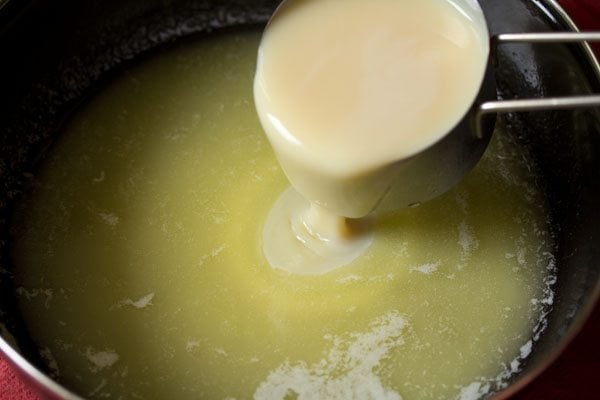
top-left (410, 262), bottom-right (441, 275)
top-left (198, 245), bottom-right (227, 267)
top-left (120, 293), bottom-right (155, 309)
top-left (519, 340), bottom-right (533, 359)
top-left (457, 381), bottom-right (491, 400)
top-left (186, 340), bottom-right (201, 353)
top-left (85, 348), bottom-right (120, 372)
top-left (458, 222), bottom-right (479, 260)
top-left (99, 212), bottom-right (120, 226)
top-left (254, 311), bottom-right (405, 400)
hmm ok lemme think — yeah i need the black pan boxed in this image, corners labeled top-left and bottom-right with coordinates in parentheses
top-left (0, 0), bottom-right (599, 399)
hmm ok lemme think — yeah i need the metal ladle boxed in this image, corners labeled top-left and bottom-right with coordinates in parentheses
top-left (258, 0), bottom-right (600, 216)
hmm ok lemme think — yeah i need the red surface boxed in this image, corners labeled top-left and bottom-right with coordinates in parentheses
top-left (514, 304), bottom-right (600, 400)
top-left (0, 357), bottom-right (38, 400)
top-left (1, 1), bottom-right (599, 399)
top-left (561, 0), bottom-right (600, 56)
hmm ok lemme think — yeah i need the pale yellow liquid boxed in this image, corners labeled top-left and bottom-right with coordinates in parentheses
top-left (12, 31), bottom-right (555, 400)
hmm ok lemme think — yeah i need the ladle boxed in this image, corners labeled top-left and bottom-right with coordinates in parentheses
top-left (261, 0), bottom-right (600, 216)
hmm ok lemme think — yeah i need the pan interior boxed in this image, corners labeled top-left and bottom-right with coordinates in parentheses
top-left (9, 24), bottom-right (555, 400)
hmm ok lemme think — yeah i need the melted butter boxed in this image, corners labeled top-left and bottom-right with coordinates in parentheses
top-left (11, 31), bottom-right (555, 400)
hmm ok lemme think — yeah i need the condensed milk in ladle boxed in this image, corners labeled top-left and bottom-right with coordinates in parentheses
top-left (255, 0), bottom-right (490, 274)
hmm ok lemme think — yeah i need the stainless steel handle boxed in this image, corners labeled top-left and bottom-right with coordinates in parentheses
top-left (494, 32), bottom-right (600, 43)
top-left (475, 32), bottom-right (600, 138)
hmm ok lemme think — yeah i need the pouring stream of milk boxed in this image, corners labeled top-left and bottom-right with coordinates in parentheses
top-left (255, 0), bottom-right (489, 274)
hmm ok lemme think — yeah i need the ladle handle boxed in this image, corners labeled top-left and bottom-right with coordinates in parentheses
top-left (475, 32), bottom-right (600, 138)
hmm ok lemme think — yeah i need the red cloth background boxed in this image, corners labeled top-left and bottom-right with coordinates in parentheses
top-left (1, 0), bottom-right (599, 399)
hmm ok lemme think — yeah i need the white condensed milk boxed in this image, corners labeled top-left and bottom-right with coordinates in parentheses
top-left (255, 0), bottom-right (490, 274)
